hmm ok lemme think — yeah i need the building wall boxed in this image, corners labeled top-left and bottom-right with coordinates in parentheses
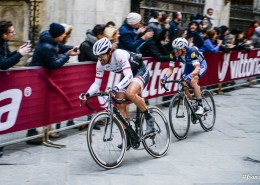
top-left (204, 0), bottom-right (230, 27)
top-left (41, 0), bottom-right (130, 48)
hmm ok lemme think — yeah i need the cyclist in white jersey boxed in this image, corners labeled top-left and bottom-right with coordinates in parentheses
top-left (79, 37), bottom-right (155, 135)
top-left (161, 37), bottom-right (207, 115)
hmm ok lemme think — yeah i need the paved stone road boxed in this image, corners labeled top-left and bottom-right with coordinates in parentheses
top-left (0, 85), bottom-right (260, 185)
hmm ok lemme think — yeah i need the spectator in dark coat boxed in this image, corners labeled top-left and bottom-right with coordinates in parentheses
top-left (140, 29), bottom-right (174, 61)
top-left (30, 23), bottom-right (78, 68)
top-left (187, 20), bottom-right (203, 48)
top-left (0, 20), bottom-right (31, 70)
top-left (27, 23), bottom-right (79, 144)
top-left (0, 19), bottom-right (31, 157)
top-left (78, 24), bottom-right (106, 62)
top-left (118, 12), bottom-right (153, 52)
top-left (168, 12), bottom-right (182, 41)
top-left (147, 10), bottom-right (162, 37)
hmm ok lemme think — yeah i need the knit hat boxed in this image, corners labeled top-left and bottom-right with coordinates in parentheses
top-left (220, 25), bottom-right (228, 35)
top-left (49, 23), bottom-right (65, 38)
top-left (126, 12), bottom-right (142, 25)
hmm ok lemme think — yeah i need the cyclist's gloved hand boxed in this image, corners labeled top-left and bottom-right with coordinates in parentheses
top-left (111, 86), bottom-right (119, 95)
top-left (79, 93), bottom-right (90, 100)
top-left (161, 75), bottom-right (168, 84)
top-left (107, 86), bottom-right (119, 95)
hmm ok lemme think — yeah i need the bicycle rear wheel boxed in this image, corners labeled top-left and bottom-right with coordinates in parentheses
top-left (142, 106), bottom-right (170, 158)
top-left (87, 112), bottom-right (126, 169)
top-left (199, 90), bottom-right (216, 131)
top-left (169, 94), bottom-right (190, 140)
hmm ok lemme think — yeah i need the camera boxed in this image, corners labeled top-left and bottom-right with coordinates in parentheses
top-left (24, 40), bottom-right (31, 45)
top-left (73, 47), bottom-right (79, 52)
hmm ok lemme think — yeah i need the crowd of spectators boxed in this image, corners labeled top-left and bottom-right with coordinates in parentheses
top-left (1, 9), bottom-right (260, 155)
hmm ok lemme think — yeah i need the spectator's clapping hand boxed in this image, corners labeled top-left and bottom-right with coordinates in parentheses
top-left (226, 43), bottom-right (236, 49)
top-left (67, 48), bottom-right (80, 56)
top-left (138, 26), bottom-right (147, 34)
top-left (217, 39), bottom-right (223, 46)
top-left (18, 44), bottom-right (31, 56)
top-left (142, 31), bottom-right (154, 40)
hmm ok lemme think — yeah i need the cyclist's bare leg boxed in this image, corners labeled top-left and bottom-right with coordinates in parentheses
top-left (125, 81), bottom-right (147, 112)
top-left (126, 81), bottom-right (155, 134)
top-left (115, 92), bottom-right (128, 119)
top-left (189, 75), bottom-right (202, 99)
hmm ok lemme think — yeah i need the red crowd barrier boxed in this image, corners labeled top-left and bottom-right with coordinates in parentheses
top-left (0, 49), bottom-right (259, 134)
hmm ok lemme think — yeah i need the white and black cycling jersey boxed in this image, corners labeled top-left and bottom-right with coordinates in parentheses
top-left (87, 49), bottom-right (146, 96)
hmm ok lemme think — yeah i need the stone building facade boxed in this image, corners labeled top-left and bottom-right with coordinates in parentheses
top-left (0, 0), bottom-right (259, 62)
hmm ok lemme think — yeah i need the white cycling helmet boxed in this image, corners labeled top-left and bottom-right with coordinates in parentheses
top-left (93, 37), bottom-right (112, 55)
top-left (172, 37), bottom-right (188, 50)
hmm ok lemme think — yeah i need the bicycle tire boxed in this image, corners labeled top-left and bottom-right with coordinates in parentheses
top-left (199, 90), bottom-right (216, 131)
top-left (169, 94), bottom-right (190, 140)
top-left (87, 112), bottom-right (126, 169)
top-left (142, 106), bottom-right (170, 158)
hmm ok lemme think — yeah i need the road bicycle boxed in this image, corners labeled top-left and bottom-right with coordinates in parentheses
top-left (162, 79), bottom-right (216, 140)
top-left (83, 92), bottom-right (170, 169)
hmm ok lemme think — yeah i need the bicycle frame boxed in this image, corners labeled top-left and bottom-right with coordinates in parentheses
top-left (163, 80), bottom-right (200, 120)
top-left (85, 92), bottom-right (142, 145)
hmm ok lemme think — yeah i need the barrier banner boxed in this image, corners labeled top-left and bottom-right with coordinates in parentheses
top-left (0, 50), bottom-right (259, 134)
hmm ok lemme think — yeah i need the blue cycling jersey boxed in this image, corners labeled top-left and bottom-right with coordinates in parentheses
top-left (170, 46), bottom-right (207, 77)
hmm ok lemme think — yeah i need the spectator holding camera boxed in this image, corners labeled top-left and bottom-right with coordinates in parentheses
top-left (0, 20), bottom-right (31, 70)
top-left (30, 22), bottom-right (79, 68)
top-left (27, 22), bottom-right (79, 144)
top-left (0, 19), bottom-right (31, 156)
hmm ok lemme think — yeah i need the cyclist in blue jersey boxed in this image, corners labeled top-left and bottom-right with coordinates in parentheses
top-left (161, 37), bottom-right (207, 115)
top-left (79, 37), bottom-right (155, 135)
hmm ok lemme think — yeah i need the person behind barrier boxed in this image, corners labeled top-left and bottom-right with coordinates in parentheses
top-left (0, 20), bottom-right (31, 156)
top-left (30, 22), bottom-right (79, 68)
top-left (78, 24), bottom-right (106, 62)
top-left (199, 29), bottom-right (222, 53)
top-left (0, 20), bottom-right (31, 70)
top-left (118, 12), bottom-right (154, 53)
top-left (27, 22), bottom-right (79, 144)
top-left (79, 38), bottom-right (155, 142)
top-left (161, 37), bottom-right (207, 115)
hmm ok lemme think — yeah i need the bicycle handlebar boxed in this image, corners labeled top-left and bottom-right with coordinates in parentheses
top-left (161, 79), bottom-right (184, 91)
top-left (81, 92), bottom-right (129, 110)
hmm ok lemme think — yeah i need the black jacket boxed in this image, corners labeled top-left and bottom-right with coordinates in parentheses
top-left (187, 21), bottom-right (203, 49)
top-left (0, 38), bottom-right (22, 70)
top-left (30, 30), bottom-right (73, 69)
top-left (78, 30), bottom-right (98, 62)
top-left (140, 39), bottom-right (173, 62)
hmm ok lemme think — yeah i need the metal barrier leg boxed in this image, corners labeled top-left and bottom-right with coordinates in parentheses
top-left (217, 83), bottom-right (223, 94)
top-left (42, 126), bottom-right (65, 148)
top-left (247, 78), bottom-right (253, 87)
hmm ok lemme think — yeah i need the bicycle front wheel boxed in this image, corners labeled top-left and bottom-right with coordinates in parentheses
top-left (200, 90), bottom-right (216, 131)
top-left (169, 94), bottom-right (190, 140)
top-left (142, 106), bottom-right (170, 158)
top-left (87, 112), bottom-right (126, 169)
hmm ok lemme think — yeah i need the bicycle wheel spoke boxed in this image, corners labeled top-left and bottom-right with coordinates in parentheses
top-left (87, 112), bottom-right (126, 169)
top-left (169, 95), bottom-right (190, 140)
top-left (142, 106), bottom-right (170, 158)
top-left (200, 90), bottom-right (216, 131)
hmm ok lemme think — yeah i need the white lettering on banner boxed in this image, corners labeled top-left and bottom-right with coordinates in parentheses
top-left (103, 60), bottom-right (184, 99)
top-left (218, 53), bottom-right (230, 81)
top-left (230, 52), bottom-right (260, 79)
top-left (0, 89), bottom-right (22, 131)
top-left (218, 52), bottom-right (260, 81)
